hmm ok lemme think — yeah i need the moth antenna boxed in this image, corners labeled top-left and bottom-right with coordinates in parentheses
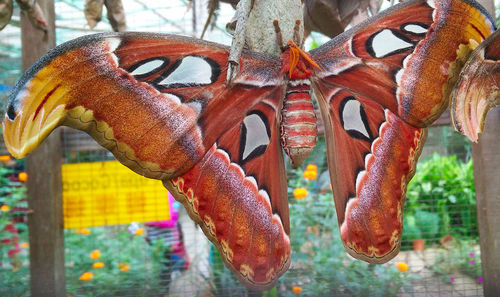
top-left (293, 20), bottom-right (302, 46)
top-left (273, 20), bottom-right (285, 51)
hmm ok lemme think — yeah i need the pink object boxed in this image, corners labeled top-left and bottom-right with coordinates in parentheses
top-left (145, 192), bottom-right (178, 228)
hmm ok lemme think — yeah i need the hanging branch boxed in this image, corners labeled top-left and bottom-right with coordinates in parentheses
top-left (226, 0), bottom-right (303, 82)
top-left (226, 0), bottom-right (252, 82)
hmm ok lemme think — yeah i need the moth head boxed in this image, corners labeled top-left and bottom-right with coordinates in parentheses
top-left (280, 40), bottom-right (322, 79)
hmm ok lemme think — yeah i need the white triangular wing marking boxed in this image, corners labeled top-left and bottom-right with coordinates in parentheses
top-left (158, 56), bottom-right (213, 86)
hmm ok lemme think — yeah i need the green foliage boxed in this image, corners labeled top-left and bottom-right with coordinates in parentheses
top-left (414, 210), bottom-right (439, 239)
top-left (0, 165), bottom-right (29, 297)
top-left (279, 170), bottom-right (415, 296)
top-left (65, 226), bottom-right (167, 297)
top-left (308, 37), bottom-right (321, 50)
top-left (1, 222), bottom-right (169, 296)
top-left (432, 239), bottom-right (482, 284)
top-left (0, 166), bottom-right (28, 249)
top-left (207, 245), bottom-right (247, 297)
top-left (403, 153), bottom-right (477, 248)
top-left (402, 215), bottom-right (422, 242)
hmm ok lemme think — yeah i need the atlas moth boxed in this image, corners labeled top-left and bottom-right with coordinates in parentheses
top-left (3, 0), bottom-right (495, 290)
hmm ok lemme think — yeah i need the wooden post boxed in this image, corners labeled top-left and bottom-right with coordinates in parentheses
top-left (473, 1), bottom-right (499, 295)
top-left (473, 109), bottom-right (500, 295)
top-left (21, 0), bottom-right (66, 296)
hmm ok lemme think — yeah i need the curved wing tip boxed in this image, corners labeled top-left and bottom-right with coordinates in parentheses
top-left (464, 130), bottom-right (480, 143)
top-left (7, 150), bottom-right (27, 160)
top-left (241, 258), bottom-right (291, 291)
top-left (451, 116), bottom-right (481, 143)
top-left (3, 137), bottom-right (35, 159)
top-left (344, 243), bottom-right (401, 264)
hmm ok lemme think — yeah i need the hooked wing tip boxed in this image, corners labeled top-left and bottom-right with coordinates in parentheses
top-left (3, 82), bottom-right (67, 159)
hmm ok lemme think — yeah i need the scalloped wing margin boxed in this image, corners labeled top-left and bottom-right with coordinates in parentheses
top-left (164, 88), bottom-right (290, 290)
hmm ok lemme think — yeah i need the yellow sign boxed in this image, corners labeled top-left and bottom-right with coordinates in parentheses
top-left (62, 161), bottom-right (170, 228)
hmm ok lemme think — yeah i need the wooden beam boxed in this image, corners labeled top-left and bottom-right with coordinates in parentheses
top-left (472, 1), bottom-right (499, 295)
top-left (21, 0), bottom-right (66, 296)
top-left (473, 109), bottom-right (500, 295)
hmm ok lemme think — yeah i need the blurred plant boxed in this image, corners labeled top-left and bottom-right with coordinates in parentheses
top-left (279, 186), bottom-right (415, 297)
top-left (432, 239), bottom-right (482, 284)
top-left (0, 164), bottom-right (29, 296)
top-left (402, 209), bottom-right (440, 250)
top-left (0, 165), bottom-right (27, 263)
top-left (402, 215), bottom-right (422, 243)
top-left (206, 244), bottom-right (247, 297)
top-left (277, 163), bottom-right (415, 296)
top-left (64, 225), bottom-right (168, 296)
top-left (405, 153), bottom-right (476, 246)
top-left (414, 210), bottom-right (439, 239)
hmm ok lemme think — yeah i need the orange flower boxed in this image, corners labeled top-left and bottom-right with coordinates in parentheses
top-left (303, 170), bottom-right (317, 180)
top-left (293, 188), bottom-right (307, 199)
top-left (18, 172), bottom-right (28, 182)
top-left (20, 242), bottom-right (29, 249)
top-left (292, 286), bottom-right (302, 294)
top-left (396, 262), bottom-right (409, 272)
top-left (0, 204), bottom-right (10, 212)
top-left (0, 155), bottom-right (11, 162)
top-left (78, 228), bottom-right (91, 235)
top-left (79, 272), bottom-right (93, 281)
top-left (93, 262), bottom-right (105, 269)
top-left (135, 228), bottom-right (144, 236)
top-left (89, 250), bottom-right (100, 260)
top-left (119, 263), bottom-right (130, 271)
top-left (306, 164), bottom-right (317, 172)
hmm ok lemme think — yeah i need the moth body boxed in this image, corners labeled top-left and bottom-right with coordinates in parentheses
top-left (280, 81), bottom-right (317, 167)
top-left (279, 42), bottom-right (320, 166)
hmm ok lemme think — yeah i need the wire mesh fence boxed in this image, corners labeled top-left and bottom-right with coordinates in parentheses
top-left (0, 1), bottom-right (489, 296)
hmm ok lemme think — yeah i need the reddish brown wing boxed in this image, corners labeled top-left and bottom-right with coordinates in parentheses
top-left (164, 89), bottom-right (290, 290)
top-left (309, 0), bottom-right (494, 262)
top-left (314, 86), bottom-right (426, 263)
top-left (312, 0), bottom-right (494, 127)
top-left (451, 29), bottom-right (500, 142)
top-left (2, 32), bottom-right (290, 289)
top-left (3, 32), bottom-right (282, 180)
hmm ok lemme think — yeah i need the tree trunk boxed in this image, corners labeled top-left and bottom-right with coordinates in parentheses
top-left (21, 0), bottom-right (66, 296)
top-left (471, 1), bottom-right (500, 296)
